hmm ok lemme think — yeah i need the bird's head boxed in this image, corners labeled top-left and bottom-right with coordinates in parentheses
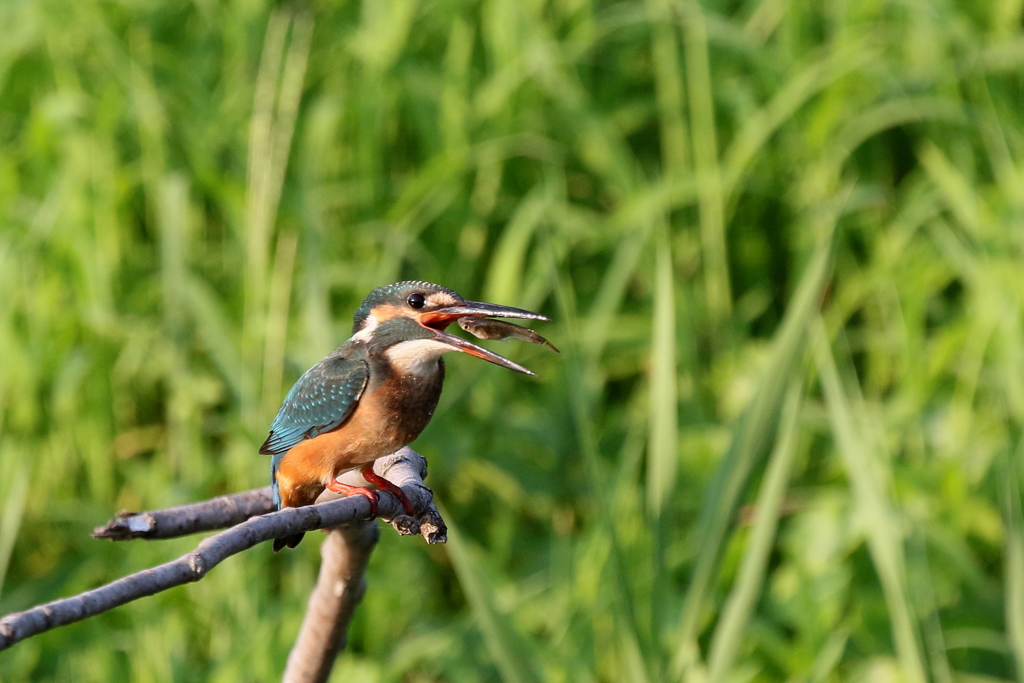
top-left (351, 281), bottom-right (548, 375)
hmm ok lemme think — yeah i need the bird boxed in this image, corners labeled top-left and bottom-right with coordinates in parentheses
top-left (260, 280), bottom-right (551, 551)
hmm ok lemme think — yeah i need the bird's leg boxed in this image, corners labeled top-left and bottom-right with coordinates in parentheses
top-left (361, 464), bottom-right (416, 516)
top-left (325, 479), bottom-right (379, 518)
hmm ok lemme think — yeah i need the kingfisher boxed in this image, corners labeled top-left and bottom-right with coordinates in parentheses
top-left (260, 280), bottom-right (551, 551)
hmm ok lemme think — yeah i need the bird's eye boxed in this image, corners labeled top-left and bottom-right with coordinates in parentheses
top-left (407, 293), bottom-right (426, 309)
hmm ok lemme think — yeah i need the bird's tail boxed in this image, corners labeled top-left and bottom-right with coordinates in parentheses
top-left (271, 457), bottom-right (305, 552)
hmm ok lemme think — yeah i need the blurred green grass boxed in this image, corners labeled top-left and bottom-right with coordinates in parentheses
top-left (1, 0), bottom-right (1023, 681)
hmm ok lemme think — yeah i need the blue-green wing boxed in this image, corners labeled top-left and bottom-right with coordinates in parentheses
top-left (259, 354), bottom-right (369, 457)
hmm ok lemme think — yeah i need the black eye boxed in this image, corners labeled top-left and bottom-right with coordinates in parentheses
top-left (407, 293), bottom-right (425, 309)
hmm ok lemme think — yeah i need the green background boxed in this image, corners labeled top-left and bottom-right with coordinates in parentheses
top-left (1, 0), bottom-right (1022, 681)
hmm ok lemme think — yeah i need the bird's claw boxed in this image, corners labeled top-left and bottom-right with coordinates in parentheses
top-left (361, 465), bottom-right (417, 516)
top-left (325, 480), bottom-right (379, 518)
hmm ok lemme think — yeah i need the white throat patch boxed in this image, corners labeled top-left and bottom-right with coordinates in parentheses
top-left (385, 339), bottom-right (455, 375)
top-left (351, 313), bottom-right (379, 343)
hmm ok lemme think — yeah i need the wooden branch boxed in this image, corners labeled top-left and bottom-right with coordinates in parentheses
top-left (91, 448), bottom-right (446, 544)
top-left (277, 449), bottom-right (445, 683)
top-left (283, 522), bottom-right (378, 683)
top-left (0, 447), bottom-right (445, 651)
top-left (91, 487), bottom-right (275, 540)
top-left (359, 448), bottom-right (447, 544)
top-left (0, 493), bottom-right (375, 650)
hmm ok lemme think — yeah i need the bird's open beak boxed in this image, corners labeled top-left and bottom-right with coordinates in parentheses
top-left (418, 301), bottom-right (548, 376)
top-left (431, 329), bottom-right (536, 375)
top-left (418, 301), bottom-right (549, 328)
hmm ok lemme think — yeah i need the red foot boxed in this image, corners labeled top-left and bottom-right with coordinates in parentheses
top-left (325, 479), bottom-right (378, 517)
top-left (361, 464), bottom-right (416, 516)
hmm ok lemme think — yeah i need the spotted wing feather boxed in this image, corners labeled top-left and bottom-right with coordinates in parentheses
top-left (260, 354), bottom-right (369, 457)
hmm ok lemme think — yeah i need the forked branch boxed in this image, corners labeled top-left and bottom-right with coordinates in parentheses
top-left (0, 447), bottom-right (445, 653)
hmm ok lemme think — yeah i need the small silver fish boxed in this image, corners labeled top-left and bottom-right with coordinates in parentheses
top-left (458, 317), bottom-right (559, 353)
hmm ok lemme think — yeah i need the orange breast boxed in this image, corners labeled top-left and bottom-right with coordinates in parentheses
top-left (273, 370), bottom-right (441, 508)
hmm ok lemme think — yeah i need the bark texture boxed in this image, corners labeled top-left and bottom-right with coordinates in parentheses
top-left (0, 447), bottom-right (444, 655)
top-left (282, 522), bottom-right (379, 683)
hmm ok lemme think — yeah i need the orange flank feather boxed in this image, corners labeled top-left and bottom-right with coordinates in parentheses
top-left (273, 376), bottom-right (431, 509)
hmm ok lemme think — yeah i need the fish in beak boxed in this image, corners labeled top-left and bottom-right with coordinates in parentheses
top-left (458, 318), bottom-right (559, 353)
top-left (417, 301), bottom-right (551, 375)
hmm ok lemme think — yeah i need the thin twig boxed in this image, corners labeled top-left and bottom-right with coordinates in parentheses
top-left (283, 522), bottom-right (379, 683)
top-left (92, 488), bottom-right (275, 540)
top-left (0, 447), bottom-right (446, 651)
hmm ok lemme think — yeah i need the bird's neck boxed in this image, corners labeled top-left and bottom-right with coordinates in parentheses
top-left (381, 338), bottom-right (454, 376)
top-left (370, 352), bottom-right (446, 443)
